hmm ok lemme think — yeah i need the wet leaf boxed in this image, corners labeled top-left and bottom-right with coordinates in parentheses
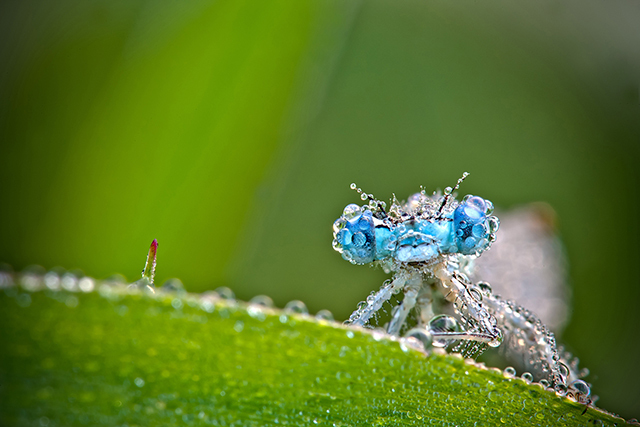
top-left (0, 284), bottom-right (628, 426)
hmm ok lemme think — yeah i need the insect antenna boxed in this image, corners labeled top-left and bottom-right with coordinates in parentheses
top-left (436, 172), bottom-right (469, 218)
top-left (350, 183), bottom-right (387, 215)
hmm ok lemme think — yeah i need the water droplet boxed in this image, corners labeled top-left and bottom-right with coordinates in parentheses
top-left (171, 298), bottom-right (183, 310)
top-left (199, 298), bottom-right (215, 313)
top-left (521, 372), bottom-right (533, 383)
top-left (342, 204), bottom-right (362, 219)
top-left (350, 183), bottom-right (357, 190)
top-left (346, 330), bottom-right (355, 339)
top-left (504, 366), bottom-right (516, 377)
top-left (539, 379), bottom-right (549, 388)
top-left (161, 278), bottom-right (185, 293)
top-left (61, 273), bottom-right (78, 291)
top-left (43, 271), bottom-right (61, 291)
top-left (249, 295), bottom-right (274, 307)
top-left (315, 309), bottom-right (334, 321)
top-left (571, 379), bottom-right (590, 396)
top-left (134, 378), bottom-right (145, 387)
top-left (234, 320), bottom-right (244, 333)
top-left (558, 362), bottom-right (569, 379)
top-left (477, 282), bottom-right (492, 295)
top-left (284, 300), bottom-right (308, 315)
top-left (554, 383), bottom-right (567, 396)
top-left (469, 287), bottom-right (482, 301)
top-left (488, 329), bottom-right (503, 348)
top-left (78, 277), bottom-right (94, 293)
top-left (214, 287), bottom-right (235, 300)
top-left (404, 327), bottom-right (433, 351)
top-left (428, 315), bottom-right (460, 348)
top-left (20, 266), bottom-right (45, 291)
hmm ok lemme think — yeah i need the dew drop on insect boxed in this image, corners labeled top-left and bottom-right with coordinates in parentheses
top-left (214, 287), bottom-right (235, 300)
top-left (284, 300), bottom-right (308, 315)
top-left (487, 216), bottom-right (500, 233)
top-left (488, 329), bottom-right (503, 348)
top-left (350, 183), bottom-right (357, 190)
top-left (558, 362), bottom-right (570, 379)
top-left (484, 200), bottom-right (494, 215)
top-left (571, 380), bottom-right (590, 396)
top-left (428, 315), bottom-right (460, 348)
top-left (477, 282), bottom-right (492, 295)
top-left (342, 204), bottom-right (361, 219)
top-left (539, 379), bottom-right (550, 388)
top-left (469, 287), bottom-right (483, 302)
top-left (555, 383), bottom-right (568, 396)
top-left (504, 366), bottom-right (516, 377)
top-left (444, 187), bottom-right (453, 195)
top-left (521, 372), bottom-right (533, 383)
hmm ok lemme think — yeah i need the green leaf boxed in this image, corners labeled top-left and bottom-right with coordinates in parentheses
top-left (0, 283), bottom-right (627, 426)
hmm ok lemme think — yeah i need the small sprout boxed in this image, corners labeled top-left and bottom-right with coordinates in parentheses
top-left (131, 239), bottom-right (158, 293)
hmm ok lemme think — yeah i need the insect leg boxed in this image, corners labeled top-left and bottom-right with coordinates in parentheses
top-left (433, 263), bottom-right (503, 347)
top-left (386, 273), bottom-right (422, 335)
top-left (344, 271), bottom-right (408, 327)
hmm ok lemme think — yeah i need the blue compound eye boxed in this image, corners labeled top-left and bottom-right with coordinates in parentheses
top-left (333, 210), bottom-right (376, 264)
top-left (352, 231), bottom-right (366, 247)
top-left (454, 195), bottom-right (498, 255)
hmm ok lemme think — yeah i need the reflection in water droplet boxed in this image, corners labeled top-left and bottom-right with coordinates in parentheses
top-left (284, 300), bottom-right (308, 315)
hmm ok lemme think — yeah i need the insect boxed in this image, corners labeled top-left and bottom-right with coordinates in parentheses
top-left (332, 173), bottom-right (592, 403)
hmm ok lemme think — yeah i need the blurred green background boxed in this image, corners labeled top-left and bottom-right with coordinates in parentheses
top-left (1, 0), bottom-right (638, 419)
